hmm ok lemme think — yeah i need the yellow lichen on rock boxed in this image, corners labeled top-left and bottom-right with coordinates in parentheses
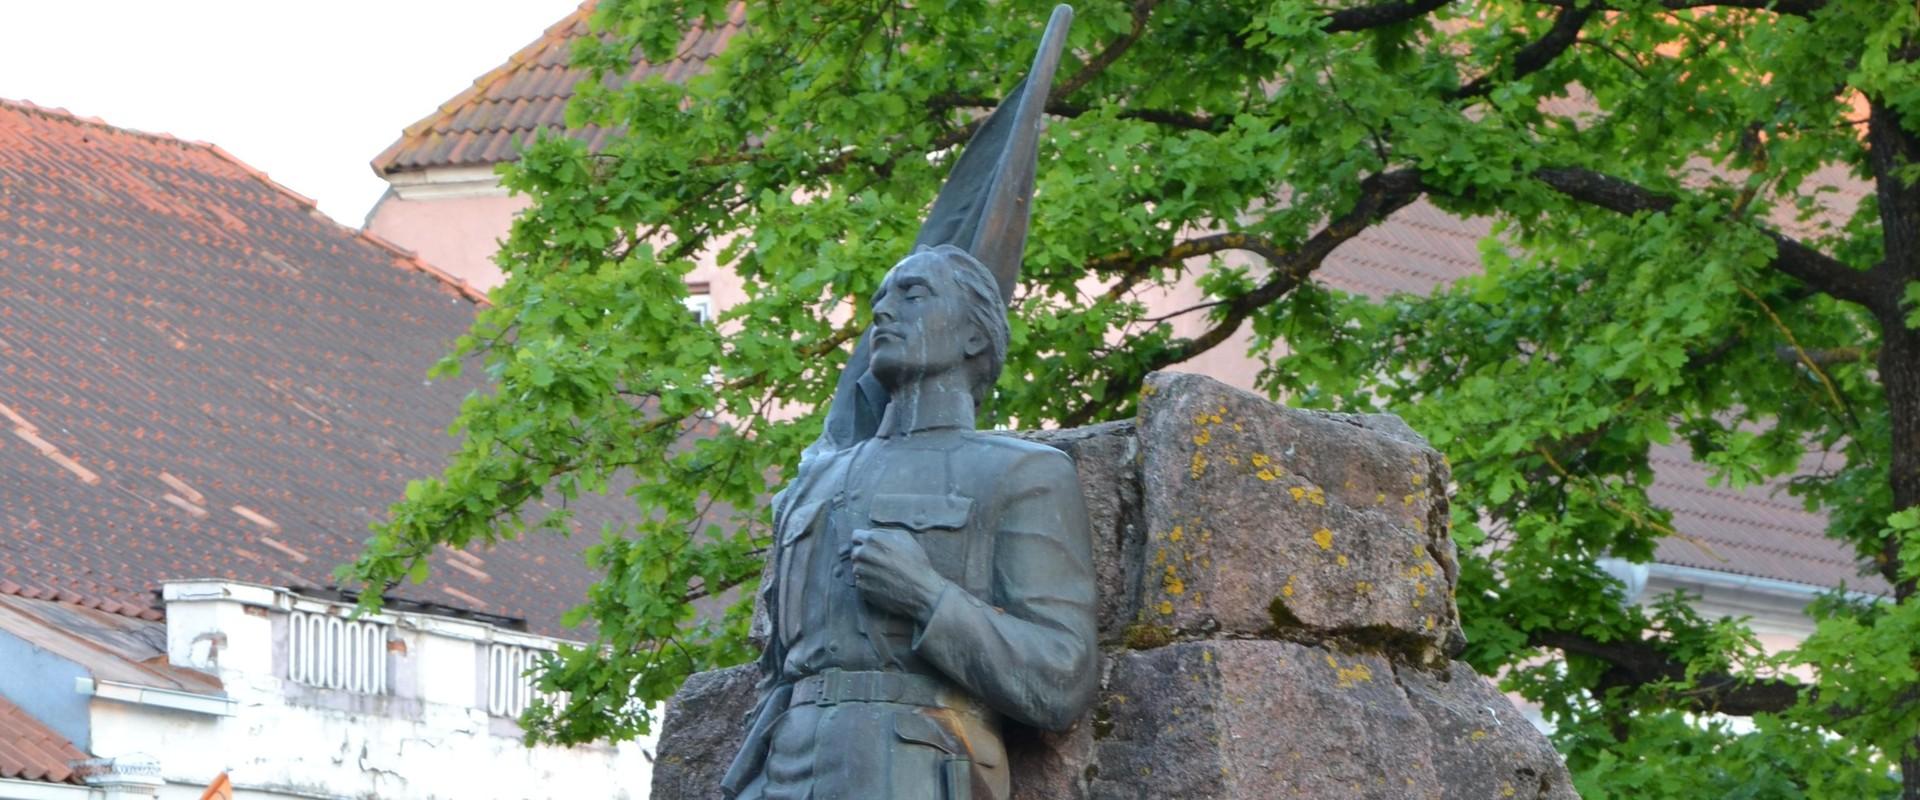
top-left (1330, 659), bottom-right (1374, 688)
top-left (1163, 565), bottom-right (1186, 596)
top-left (1312, 529), bottom-right (1334, 550)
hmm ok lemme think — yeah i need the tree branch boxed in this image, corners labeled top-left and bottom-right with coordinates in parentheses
top-left (1529, 0), bottom-right (1826, 14)
top-left (1061, 170), bottom-right (1426, 426)
top-left (1532, 629), bottom-right (1805, 717)
top-left (1085, 231), bottom-right (1293, 308)
top-left (1527, 166), bottom-right (1882, 305)
top-left (931, 94), bottom-right (1226, 133)
top-left (1453, 5), bottom-right (1596, 101)
top-left (1777, 345), bottom-right (1875, 365)
top-left (1055, 0), bottom-right (1161, 99)
top-left (1322, 0), bottom-right (1453, 34)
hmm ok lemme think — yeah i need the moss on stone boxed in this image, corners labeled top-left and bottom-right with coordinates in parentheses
top-left (1123, 622), bottom-right (1176, 650)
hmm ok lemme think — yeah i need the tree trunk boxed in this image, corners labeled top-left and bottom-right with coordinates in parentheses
top-left (1866, 82), bottom-right (1920, 799)
top-left (1864, 51), bottom-right (1920, 791)
top-left (1888, 323), bottom-right (1920, 800)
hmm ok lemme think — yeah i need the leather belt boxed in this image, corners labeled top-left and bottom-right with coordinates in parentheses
top-left (789, 670), bottom-right (980, 715)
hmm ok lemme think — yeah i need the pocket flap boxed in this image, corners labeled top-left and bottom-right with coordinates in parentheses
top-left (892, 713), bottom-right (958, 754)
top-left (870, 494), bottom-right (972, 532)
top-left (780, 500), bottom-right (826, 545)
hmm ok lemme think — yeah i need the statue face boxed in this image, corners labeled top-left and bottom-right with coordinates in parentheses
top-left (868, 253), bottom-right (976, 392)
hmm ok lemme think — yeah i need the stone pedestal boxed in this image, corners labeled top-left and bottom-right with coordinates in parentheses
top-left (650, 372), bottom-right (1575, 799)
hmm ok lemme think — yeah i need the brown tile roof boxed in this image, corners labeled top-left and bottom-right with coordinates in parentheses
top-left (0, 693), bottom-right (86, 784)
top-left (369, 1), bottom-right (744, 175)
top-left (1649, 444), bottom-right (1889, 594)
top-left (0, 98), bottom-right (616, 635)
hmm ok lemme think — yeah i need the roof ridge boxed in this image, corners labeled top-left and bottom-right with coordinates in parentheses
top-left (189, 137), bottom-right (490, 305)
top-left (0, 96), bottom-right (209, 155)
top-left (371, 0), bottom-right (596, 175)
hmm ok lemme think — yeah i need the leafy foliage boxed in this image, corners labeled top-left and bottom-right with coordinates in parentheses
top-left (348, 0), bottom-right (1920, 794)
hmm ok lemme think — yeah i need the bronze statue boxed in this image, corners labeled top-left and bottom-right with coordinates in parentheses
top-left (722, 7), bottom-right (1095, 799)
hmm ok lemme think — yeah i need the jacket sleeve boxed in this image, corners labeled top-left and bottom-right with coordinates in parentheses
top-left (910, 447), bottom-right (1098, 730)
top-left (721, 486), bottom-right (798, 797)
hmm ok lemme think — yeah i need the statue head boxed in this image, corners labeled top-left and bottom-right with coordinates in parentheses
top-left (868, 244), bottom-right (1010, 405)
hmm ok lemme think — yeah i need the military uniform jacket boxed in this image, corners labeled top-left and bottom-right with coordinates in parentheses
top-left (723, 415), bottom-right (1098, 798)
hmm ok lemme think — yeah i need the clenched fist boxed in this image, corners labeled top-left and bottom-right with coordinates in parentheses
top-left (849, 527), bottom-right (948, 622)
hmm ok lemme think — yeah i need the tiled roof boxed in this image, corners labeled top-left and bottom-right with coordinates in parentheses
top-left (1318, 200), bottom-right (1488, 296)
top-left (0, 98), bottom-right (615, 635)
top-left (1649, 444), bottom-right (1889, 594)
top-left (369, 1), bottom-right (744, 175)
top-left (0, 592), bottom-right (223, 696)
top-left (0, 693), bottom-right (86, 784)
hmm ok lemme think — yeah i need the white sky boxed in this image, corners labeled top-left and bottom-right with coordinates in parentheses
top-left (0, 0), bottom-right (584, 226)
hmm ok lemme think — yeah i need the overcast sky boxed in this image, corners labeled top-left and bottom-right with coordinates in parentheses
top-left (0, 0), bottom-right (583, 225)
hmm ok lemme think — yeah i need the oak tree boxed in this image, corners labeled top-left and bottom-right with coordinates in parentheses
top-left (350, 1), bottom-right (1920, 795)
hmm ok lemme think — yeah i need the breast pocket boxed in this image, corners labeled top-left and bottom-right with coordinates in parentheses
top-left (869, 494), bottom-right (974, 585)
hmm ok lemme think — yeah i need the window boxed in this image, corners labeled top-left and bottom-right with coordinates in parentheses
top-left (486, 642), bottom-right (558, 718)
top-left (684, 293), bottom-right (713, 325)
top-left (287, 610), bottom-right (388, 694)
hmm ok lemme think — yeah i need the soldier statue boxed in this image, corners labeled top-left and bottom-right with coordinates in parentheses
top-left (721, 7), bottom-right (1096, 800)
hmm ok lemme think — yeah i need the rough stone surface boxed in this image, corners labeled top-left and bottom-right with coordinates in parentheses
top-left (1091, 640), bottom-right (1443, 800)
top-left (1135, 372), bottom-right (1462, 656)
top-left (1003, 710), bottom-right (1097, 800)
top-left (649, 664), bottom-right (758, 800)
top-left (1396, 662), bottom-right (1581, 800)
top-left (651, 373), bottom-right (1572, 800)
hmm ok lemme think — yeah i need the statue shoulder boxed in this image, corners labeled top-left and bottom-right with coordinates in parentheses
top-left (960, 432), bottom-right (1080, 481)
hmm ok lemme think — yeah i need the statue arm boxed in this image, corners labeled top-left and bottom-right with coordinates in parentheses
top-left (910, 447), bottom-right (1098, 730)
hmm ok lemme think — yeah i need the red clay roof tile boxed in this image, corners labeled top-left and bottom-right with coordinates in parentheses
top-left (369, 1), bottom-right (744, 175)
top-left (0, 694), bottom-right (86, 784)
top-left (0, 98), bottom-right (615, 634)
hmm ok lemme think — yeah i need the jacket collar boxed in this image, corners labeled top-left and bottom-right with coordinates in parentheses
top-left (875, 386), bottom-right (975, 438)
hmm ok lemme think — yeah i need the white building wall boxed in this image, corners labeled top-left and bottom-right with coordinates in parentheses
top-left (70, 581), bottom-right (655, 800)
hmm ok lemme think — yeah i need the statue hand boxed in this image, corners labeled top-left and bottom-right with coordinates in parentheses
top-left (849, 527), bottom-right (947, 622)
